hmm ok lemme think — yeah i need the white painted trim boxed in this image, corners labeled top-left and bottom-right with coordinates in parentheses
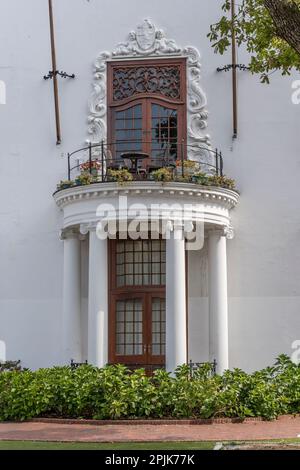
top-left (54, 182), bottom-right (239, 235)
top-left (87, 19), bottom-right (212, 165)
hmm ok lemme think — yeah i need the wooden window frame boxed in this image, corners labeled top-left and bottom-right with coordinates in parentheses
top-left (107, 58), bottom-right (187, 158)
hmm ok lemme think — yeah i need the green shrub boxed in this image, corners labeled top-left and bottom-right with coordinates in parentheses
top-left (151, 167), bottom-right (173, 182)
top-left (75, 172), bottom-right (93, 186)
top-left (207, 174), bottom-right (236, 189)
top-left (56, 180), bottom-right (74, 191)
top-left (1, 356), bottom-right (300, 422)
top-left (107, 169), bottom-right (133, 184)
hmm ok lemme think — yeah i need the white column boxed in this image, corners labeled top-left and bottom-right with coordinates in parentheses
top-left (88, 229), bottom-right (108, 368)
top-left (166, 224), bottom-right (187, 372)
top-left (208, 229), bottom-right (229, 374)
top-left (62, 231), bottom-right (82, 364)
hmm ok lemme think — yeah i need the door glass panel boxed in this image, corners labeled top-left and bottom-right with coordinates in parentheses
top-left (151, 104), bottom-right (178, 162)
top-left (116, 240), bottom-right (166, 287)
top-left (115, 104), bottom-right (143, 159)
top-left (116, 299), bottom-right (143, 355)
top-left (151, 298), bottom-right (166, 356)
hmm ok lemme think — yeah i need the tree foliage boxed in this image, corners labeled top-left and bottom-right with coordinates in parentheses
top-left (208, 0), bottom-right (300, 82)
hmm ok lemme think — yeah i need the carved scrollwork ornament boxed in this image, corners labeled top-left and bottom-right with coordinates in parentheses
top-left (79, 223), bottom-right (96, 235)
top-left (112, 65), bottom-right (181, 101)
top-left (223, 225), bottom-right (235, 240)
top-left (87, 19), bottom-right (213, 168)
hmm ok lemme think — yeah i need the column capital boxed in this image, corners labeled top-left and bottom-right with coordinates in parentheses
top-left (208, 225), bottom-right (235, 240)
top-left (79, 222), bottom-right (97, 236)
top-left (223, 225), bottom-right (235, 240)
top-left (165, 220), bottom-right (194, 235)
top-left (60, 227), bottom-right (81, 241)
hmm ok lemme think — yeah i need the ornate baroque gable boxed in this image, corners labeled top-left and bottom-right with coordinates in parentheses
top-left (87, 19), bottom-right (212, 162)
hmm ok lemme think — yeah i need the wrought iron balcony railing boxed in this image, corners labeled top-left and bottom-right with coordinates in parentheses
top-left (65, 141), bottom-right (224, 183)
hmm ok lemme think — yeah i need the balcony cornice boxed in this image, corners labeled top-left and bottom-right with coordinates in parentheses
top-left (54, 182), bottom-right (239, 235)
top-left (54, 181), bottom-right (239, 210)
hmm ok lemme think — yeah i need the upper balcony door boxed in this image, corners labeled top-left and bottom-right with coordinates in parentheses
top-left (107, 58), bottom-right (187, 165)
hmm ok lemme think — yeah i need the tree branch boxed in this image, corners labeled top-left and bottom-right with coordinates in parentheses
top-left (264, 0), bottom-right (300, 54)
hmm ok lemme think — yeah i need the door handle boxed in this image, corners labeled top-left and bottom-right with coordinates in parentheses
top-left (143, 344), bottom-right (152, 355)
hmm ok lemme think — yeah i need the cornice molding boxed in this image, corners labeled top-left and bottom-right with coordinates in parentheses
top-left (87, 19), bottom-right (212, 165)
top-left (54, 182), bottom-right (239, 210)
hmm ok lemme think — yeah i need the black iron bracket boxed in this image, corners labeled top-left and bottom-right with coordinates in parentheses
top-left (43, 70), bottom-right (75, 80)
top-left (217, 64), bottom-right (249, 73)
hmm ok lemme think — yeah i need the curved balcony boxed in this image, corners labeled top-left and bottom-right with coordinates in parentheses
top-left (54, 142), bottom-right (239, 233)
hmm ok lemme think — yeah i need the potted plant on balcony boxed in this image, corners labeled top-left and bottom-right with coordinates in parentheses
top-left (207, 175), bottom-right (236, 190)
top-left (56, 180), bottom-right (74, 191)
top-left (107, 168), bottom-right (133, 184)
top-left (150, 167), bottom-right (173, 182)
top-left (175, 159), bottom-right (199, 177)
top-left (80, 160), bottom-right (101, 177)
top-left (75, 172), bottom-right (93, 186)
top-left (192, 172), bottom-right (210, 186)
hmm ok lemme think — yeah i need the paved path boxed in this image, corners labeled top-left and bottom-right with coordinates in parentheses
top-left (0, 416), bottom-right (300, 442)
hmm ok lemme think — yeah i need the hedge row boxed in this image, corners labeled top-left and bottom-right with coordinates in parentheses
top-left (1, 355), bottom-right (300, 421)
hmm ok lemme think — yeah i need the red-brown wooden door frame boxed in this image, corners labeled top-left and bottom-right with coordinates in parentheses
top-left (109, 292), bottom-right (165, 366)
top-left (108, 239), bottom-right (166, 367)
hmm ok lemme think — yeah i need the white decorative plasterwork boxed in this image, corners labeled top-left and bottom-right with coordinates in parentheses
top-left (87, 19), bottom-right (212, 167)
top-left (54, 181), bottom-right (239, 211)
top-left (59, 227), bottom-right (79, 240)
top-left (79, 222), bottom-right (96, 235)
top-left (223, 225), bottom-right (235, 240)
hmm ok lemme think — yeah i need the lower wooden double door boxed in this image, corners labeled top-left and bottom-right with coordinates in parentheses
top-left (109, 293), bottom-right (165, 370)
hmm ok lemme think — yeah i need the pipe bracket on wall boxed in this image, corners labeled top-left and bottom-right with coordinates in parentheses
top-left (44, 71), bottom-right (76, 80)
top-left (216, 64), bottom-right (249, 73)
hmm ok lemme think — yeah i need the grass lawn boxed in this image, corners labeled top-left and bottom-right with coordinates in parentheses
top-left (0, 441), bottom-right (215, 450)
top-left (1, 439), bottom-right (300, 450)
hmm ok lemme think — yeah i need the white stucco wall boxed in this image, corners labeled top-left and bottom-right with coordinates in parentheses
top-left (0, 0), bottom-right (299, 371)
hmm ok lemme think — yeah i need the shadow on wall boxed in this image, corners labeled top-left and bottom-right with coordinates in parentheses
top-left (0, 341), bottom-right (6, 362)
top-left (0, 81), bottom-right (6, 105)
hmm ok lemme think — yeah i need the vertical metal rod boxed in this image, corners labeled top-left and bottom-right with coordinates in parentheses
top-left (48, 0), bottom-right (61, 145)
top-left (215, 148), bottom-right (219, 176)
top-left (231, 0), bottom-right (238, 139)
top-left (67, 152), bottom-right (70, 180)
top-left (89, 142), bottom-right (92, 175)
top-left (101, 140), bottom-right (104, 182)
top-left (220, 152), bottom-right (224, 176)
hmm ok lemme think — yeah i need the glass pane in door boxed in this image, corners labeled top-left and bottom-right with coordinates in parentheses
top-left (151, 298), bottom-right (166, 356)
top-left (151, 104), bottom-right (178, 163)
top-left (116, 240), bottom-right (166, 287)
top-left (116, 299), bottom-right (143, 355)
top-left (115, 105), bottom-right (143, 160)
